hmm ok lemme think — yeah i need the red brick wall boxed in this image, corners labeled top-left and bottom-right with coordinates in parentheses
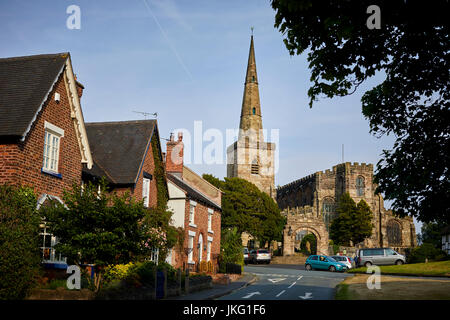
top-left (0, 72), bottom-right (83, 200)
top-left (175, 199), bottom-right (221, 271)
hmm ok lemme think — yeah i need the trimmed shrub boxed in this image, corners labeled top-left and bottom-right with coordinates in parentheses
top-left (0, 185), bottom-right (42, 300)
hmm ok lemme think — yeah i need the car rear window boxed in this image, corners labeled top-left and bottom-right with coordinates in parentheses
top-left (258, 249), bottom-right (269, 253)
top-left (310, 256), bottom-right (318, 261)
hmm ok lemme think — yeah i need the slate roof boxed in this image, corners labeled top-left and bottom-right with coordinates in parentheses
top-left (0, 53), bottom-right (68, 138)
top-left (168, 173), bottom-right (221, 211)
top-left (83, 120), bottom-right (157, 184)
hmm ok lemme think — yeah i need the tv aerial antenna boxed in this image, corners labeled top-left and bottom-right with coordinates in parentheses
top-left (133, 111), bottom-right (157, 119)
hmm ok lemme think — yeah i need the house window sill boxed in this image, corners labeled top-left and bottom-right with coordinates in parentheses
top-left (208, 230), bottom-right (214, 234)
top-left (188, 261), bottom-right (195, 265)
top-left (41, 169), bottom-right (62, 179)
top-left (189, 223), bottom-right (197, 228)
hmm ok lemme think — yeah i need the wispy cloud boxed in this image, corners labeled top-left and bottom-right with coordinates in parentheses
top-left (141, 0), bottom-right (193, 81)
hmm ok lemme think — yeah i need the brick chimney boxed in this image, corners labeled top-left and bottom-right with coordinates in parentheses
top-left (165, 132), bottom-right (184, 177)
top-left (75, 77), bottom-right (84, 99)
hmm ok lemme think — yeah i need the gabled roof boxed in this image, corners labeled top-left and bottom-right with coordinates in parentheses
top-left (0, 53), bottom-right (68, 138)
top-left (167, 173), bottom-right (221, 211)
top-left (84, 120), bottom-right (157, 185)
top-left (0, 52), bottom-right (92, 168)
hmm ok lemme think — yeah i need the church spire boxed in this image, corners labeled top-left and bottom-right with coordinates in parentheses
top-left (239, 33), bottom-right (263, 135)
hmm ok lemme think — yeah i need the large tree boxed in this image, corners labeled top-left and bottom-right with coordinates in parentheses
top-left (329, 193), bottom-right (373, 246)
top-left (39, 180), bottom-right (171, 290)
top-left (271, 0), bottom-right (449, 224)
top-left (203, 174), bottom-right (285, 246)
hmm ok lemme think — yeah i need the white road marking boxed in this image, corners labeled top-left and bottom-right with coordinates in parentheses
top-left (243, 292), bottom-right (261, 299)
top-left (268, 278), bottom-right (286, 283)
top-left (276, 290), bottom-right (286, 297)
top-left (299, 292), bottom-right (313, 299)
top-left (288, 282), bottom-right (296, 288)
top-left (297, 275), bottom-right (303, 281)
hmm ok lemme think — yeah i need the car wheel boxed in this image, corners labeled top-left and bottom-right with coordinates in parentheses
top-left (395, 260), bottom-right (404, 265)
top-left (364, 261), bottom-right (372, 267)
top-left (305, 264), bottom-right (312, 271)
top-left (329, 265), bottom-right (336, 272)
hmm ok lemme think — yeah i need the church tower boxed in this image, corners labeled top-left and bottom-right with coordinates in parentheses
top-left (227, 34), bottom-right (276, 198)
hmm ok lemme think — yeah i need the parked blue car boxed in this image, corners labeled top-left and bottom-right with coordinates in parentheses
top-left (305, 255), bottom-right (347, 272)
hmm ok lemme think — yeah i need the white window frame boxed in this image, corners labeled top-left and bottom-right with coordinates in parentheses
top-left (39, 223), bottom-right (66, 263)
top-left (143, 177), bottom-right (150, 207)
top-left (188, 231), bottom-right (195, 263)
top-left (189, 200), bottom-right (197, 227)
top-left (208, 208), bottom-right (213, 233)
top-left (42, 121), bottom-right (64, 174)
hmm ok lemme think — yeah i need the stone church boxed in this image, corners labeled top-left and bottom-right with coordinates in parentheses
top-left (226, 35), bottom-right (416, 255)
top-left (277, 162), bottom-right (417, 255)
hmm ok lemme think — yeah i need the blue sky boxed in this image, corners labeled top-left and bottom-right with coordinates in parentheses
top-left (0, 0), bottom-right (421, 230)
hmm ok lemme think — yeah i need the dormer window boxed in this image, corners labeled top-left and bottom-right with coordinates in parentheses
top-left (42, 121), bottom-right (64, 174)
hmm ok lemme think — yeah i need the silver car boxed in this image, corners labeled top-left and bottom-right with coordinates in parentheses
top-left (357, 248), bottom-right (406, 267)
top-left (250, 249), bottom-right (271, 264)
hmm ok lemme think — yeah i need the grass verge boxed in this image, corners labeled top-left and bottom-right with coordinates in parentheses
top-left (335, 274), bottom-right (450, 300)
top-left (335, 283), bottom-right (355, 300)
top-left (348, 260), bottom-right (450, 277)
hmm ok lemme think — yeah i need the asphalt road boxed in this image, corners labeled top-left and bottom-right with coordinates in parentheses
top-left (218, 264), bottom-right (353, 300)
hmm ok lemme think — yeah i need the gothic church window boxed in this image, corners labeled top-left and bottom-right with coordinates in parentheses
top-left (322, 197), bottom-right (336, 232)
top-left (252, 107), bottom-right (256, 115)
top-left (387, 220), bottom-right (402, 246)
top-left (356, 176), bottom-right (365, 196)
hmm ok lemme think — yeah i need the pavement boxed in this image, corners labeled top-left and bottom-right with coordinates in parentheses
top-left (166, 273), bottom-right (257, 300)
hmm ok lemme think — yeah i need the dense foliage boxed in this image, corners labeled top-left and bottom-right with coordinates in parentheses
top-left (218, 227), bottom-right (244, 273)
top-left (0, 185), bottom-right (42, 300)
top-left (271, 0), bottom-right (449, 224)
top-left (418, 222), bottom-right (449, 249)
top-left (407, 243), bottom-right (448, 264)
top-left (40, 181), bottom-right (149, 267)
top-left (329, 193), bottom-right (373, 246)
top-left (203, 175), bottom-right (285, 246)
top-left (300, 233), bottom-right (317, 255)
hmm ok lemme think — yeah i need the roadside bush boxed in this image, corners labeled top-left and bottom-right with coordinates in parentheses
top-left (407, 243), bottom-right (449, 263)
top-left (218, 227), bottom-right (243, 273)
top-left (0, 185), bottom-right (42, 300)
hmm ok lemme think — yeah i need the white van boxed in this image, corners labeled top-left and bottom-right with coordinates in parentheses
top-left (357, 248), bottom-right (406, 267)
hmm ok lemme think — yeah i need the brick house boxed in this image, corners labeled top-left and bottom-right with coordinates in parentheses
top-left (165, 133), bottom-right (222, 272)
top-left (0, 53), bottom-right (93, 264)
top-left (82, 120), bottom-right (166, 261)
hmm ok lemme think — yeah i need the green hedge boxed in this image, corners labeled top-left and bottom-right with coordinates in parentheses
top-left (0, 185), bottom-right (42, 300)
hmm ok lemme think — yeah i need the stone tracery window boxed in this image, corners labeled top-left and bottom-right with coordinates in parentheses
top-left (356, 176), bottom-right (365, 196)
top-left (322, 197), bottom-right (336, 232)
top-left (387, 219), bottom-right (402, 246)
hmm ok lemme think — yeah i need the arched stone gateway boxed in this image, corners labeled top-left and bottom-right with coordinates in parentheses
top-left (283, 207), bottom-right (329, 255)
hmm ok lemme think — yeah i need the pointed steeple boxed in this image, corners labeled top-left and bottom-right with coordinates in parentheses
top-left (239, 34), bottom-right (263, 136)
